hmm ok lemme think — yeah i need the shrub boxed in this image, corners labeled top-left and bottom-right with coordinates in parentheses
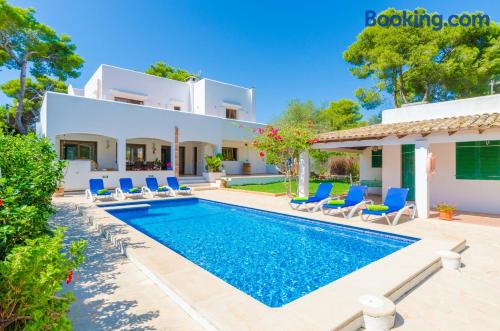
top-left (0, 134), bottom-right (66, 258)
top-left (0, 133), bottom-right (86, 330)
top-left (0, 229), bottom-right (86, 330)
top-left (330, 156), bottom-right (359, 180)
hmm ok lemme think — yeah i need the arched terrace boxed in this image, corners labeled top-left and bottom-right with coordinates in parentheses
top-left (55, 133), bottom-right (119, 190)
top-left (125, 137), bottom-right (173, 171)
top-left (178, 140), bottom-right (217, 177)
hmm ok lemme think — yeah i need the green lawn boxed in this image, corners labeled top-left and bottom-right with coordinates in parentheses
top-left (228, 179), bottom-right (350, 195)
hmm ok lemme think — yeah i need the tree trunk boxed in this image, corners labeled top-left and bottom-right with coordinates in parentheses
top-left (422, 82), bottom-right (430, 102)
top-left (392, 68), bottom-right (399, 108)
top-left (15, 61), bottom-right (28, 134)
top-left (398, 67), bottom-right (408, 104)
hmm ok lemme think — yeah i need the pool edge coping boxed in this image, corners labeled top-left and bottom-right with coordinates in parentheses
top-left (77, 197), bottom-right (466, 331)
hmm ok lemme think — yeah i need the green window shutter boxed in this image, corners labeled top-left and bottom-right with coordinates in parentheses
top-left (371, 149), bottom-right (382, 168)
top-left (456, 141), bottom-right (500, 180)
top-left (456, 142), bottom-right (478, 179)
top-left (478, 141), bottom-right (500, 179)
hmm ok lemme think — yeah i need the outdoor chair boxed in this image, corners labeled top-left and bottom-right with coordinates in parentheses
top-left (289, 182), bottom-right (333, 212)
top-left (85, 178), bottom-right (115, 202)
top-left (167, 176), bottom-right (192, 195)
top-left (318, 185), bottom-right (369, 218)
top-left (115, 178), bottom-right (145, 200)
top-left (142, 177), bottom-right (175, 198)
top-left (359, 187), bottom-right (416, 226)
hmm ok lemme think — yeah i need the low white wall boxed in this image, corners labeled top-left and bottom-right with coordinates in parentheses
top-left (222, 161), bottom-right (243, 175)
top-left (430, 143), bottom-right (500, 214)
top-left (382, 145), bottom-right (401, 199)
top-left (62, 161), bottom-right (174, 191)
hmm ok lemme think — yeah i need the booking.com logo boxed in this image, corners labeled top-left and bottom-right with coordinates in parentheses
top-left (365, 10), bottom-right (491, 31)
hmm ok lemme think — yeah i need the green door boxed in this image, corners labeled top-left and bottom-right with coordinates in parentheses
top-left (401, 144), bottom-right (415, 201)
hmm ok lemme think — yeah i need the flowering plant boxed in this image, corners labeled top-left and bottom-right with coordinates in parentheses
top-left (251, 123), bottom-right (318, 196)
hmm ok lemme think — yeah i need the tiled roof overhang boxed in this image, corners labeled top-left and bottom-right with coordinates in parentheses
top-left (316, 113), bottom-right (500, 143)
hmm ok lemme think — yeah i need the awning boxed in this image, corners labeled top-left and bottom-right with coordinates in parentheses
top-left (316, 113), bottom-right (500, 143)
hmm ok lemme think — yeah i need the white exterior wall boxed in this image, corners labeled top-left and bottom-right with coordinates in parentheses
top-left (83, 66), bottom-right (102, 99)
top-left (100, 65), bottom-right (190, 111)
top-left (201, 79), bottom-right (256, 122)
top-left (383, 94), bottom-right (500, 124)
top-left (221, 140), bottom-right (270, 175)
top-left (381, 145), bottom-right (401, 199)
top-left (79, 65), bottom-right (256, 119)
top-left (359, 147), bottom-right (382, 194)
top-left (430, 142), bottom-right (500, 214)
top-left (39, 92), bottom-right (270, 190)
top-left (359, 148), bottom-right (382, 181)
top-left (193, 79), bottom-right (206, 115)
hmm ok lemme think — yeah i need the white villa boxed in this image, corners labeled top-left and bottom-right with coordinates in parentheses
top-left (313, 94), bottom-right (500, 217)
top-left (37, 64), bottom-right (277, 191)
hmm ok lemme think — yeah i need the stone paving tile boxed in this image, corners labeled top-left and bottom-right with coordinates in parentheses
top-left (51, 202), bottom-right (204, 331)
top-left (54, 191), bottom-right (500, 330)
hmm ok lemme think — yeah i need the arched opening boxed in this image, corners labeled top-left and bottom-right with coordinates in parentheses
top-left (179, 140), bottom-right (216, 176)
top-left (125, 137), bottom-right (173, 171)
top-left (56, 133), bottom-right (118, 171)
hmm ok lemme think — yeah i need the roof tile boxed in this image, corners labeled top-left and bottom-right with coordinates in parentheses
top-left (316, 113), bottom-right (500, 143)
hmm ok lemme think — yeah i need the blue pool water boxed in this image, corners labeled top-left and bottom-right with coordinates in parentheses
top-left (105, 198), bottom-right (417, 307)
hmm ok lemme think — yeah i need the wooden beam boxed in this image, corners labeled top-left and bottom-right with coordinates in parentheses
top-left (421, 132), bottom-right (431, 137)
top-left (448, 130), bottom-right (458, 136)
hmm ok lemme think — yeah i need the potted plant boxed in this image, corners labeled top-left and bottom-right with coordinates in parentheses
top-left (436, 203), bottom-right (456, 221)
top-left (55, 186), bottom-right (64, 197)
top-left (203, 153), bottom-right (224, 182)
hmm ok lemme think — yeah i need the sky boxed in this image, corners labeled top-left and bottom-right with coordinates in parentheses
top-left (1, 0), bottom-right (499, 123)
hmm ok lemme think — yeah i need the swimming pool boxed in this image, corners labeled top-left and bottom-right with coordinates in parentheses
top-left (105, 198), bottom-right (418, 307)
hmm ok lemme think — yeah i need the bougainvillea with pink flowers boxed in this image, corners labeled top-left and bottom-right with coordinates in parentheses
top-left (251, 123), bottom-right (318, 195)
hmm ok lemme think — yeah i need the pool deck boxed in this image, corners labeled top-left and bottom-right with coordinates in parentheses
top-left (53, 190), bottom-right (500, 330)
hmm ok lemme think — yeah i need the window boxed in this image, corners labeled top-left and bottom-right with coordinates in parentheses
top-left (456, 141), bottom-right (500, 180)
top-left (114, 96), bottom-right (144, 105)
top-left (226, 108), bottom-right (237, 119)
top-left (371, 149), bottom-right (382, 168)
top-left (222, 147), bottom-right (238, 161)
top-left (126, 144), bottom-right (146, 163)
top-left (174, 106), bottom-right (181, 111)
top-left (60, 140), bottom-right (97, 161)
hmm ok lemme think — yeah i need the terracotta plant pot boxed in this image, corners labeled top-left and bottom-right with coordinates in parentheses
top-left (54, 187), bottom-right (64, 197)
top-left (439, 210), bottom-right (453, 221)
